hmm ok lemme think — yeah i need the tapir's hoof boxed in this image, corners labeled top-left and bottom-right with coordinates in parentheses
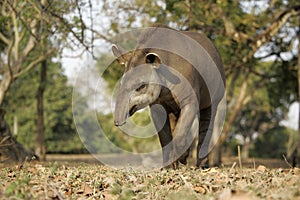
top-left (179, 158), bottom-right (187, 165)
top-left (162, 164), bottom-right (174, 170)
top-left (172, 161), bottom-right (179, 170)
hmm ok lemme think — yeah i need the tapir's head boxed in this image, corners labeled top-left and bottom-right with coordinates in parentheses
top-left (112, 45), bottom-right (162, 126)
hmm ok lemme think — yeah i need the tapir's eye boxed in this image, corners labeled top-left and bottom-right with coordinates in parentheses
top-left (136, 83), bottom-right (147, 92)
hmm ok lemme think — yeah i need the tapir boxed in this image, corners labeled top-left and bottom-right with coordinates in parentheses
top-left (112, 25), bottom-right (225, 169)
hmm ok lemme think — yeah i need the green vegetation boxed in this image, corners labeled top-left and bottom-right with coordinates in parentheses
top-left (251, 126), bottom-right (297, 159)
top-left (4, 62), bottom-right (85, 154)
top-left (98, 112), bottom-right (160, 154)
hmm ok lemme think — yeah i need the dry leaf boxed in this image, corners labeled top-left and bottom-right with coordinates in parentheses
top-left (202, 167), bottom-right (218, 174)
top-left (65, 188), bottom-right (72, 196)
top-left (216, 188), bottom-right (232, 200)
top-left (257, 165), bottom-right (267, 173)
top-left (216, 189), bottom-right (259, 200)
top-left (293, 168), bottom-right (300, 175)
top-left (193, 184), bottom-right (206, 194)
top-left (7, 170), bottom-right (15, 178)
top-left (15, 164), bottom-right (23, 171)
top-left (77, 183), bottom-right (94, 196)
top-left (27, 166), bottom-right (38, 174)
top-left (47, 189), bottom-right (57, 198)
top-left (229, 162), bottom-right (237, 174)
top-left (287, 175), bottom-right (299, 186)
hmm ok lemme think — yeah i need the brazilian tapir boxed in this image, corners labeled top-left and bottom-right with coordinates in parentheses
top-left (112, 25), bottom-right (225, 169)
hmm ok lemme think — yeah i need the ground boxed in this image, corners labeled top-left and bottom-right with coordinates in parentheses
top-left (0, 155), bottom-right (299, 199)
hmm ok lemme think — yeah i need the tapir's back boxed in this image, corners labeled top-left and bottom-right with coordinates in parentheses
top-left (182, 31), bottom-right (225, 85)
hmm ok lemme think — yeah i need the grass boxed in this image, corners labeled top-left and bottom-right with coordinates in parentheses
top-left (0, 161), bottom-right (299, 199)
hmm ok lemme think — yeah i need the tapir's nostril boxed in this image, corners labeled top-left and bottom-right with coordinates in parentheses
top-left (114, 120), bottom-right (126, 127)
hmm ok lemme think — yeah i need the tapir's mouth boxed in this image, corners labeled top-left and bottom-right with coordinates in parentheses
top-left (115, 105), bottom-right (138, 127)
top-left (129, 105), bottom-right (137, 116)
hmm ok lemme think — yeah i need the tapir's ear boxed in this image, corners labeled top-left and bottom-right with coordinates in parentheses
top-left (112, 44), bottom-right (122, 57)
top-left (112, 44), bottom-right (127, 65)
top-left (145, 53), bottom-right (161, 68)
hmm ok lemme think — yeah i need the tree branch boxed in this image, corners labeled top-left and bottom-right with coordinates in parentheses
top-left (12, 6), bottom-right (20, 60)
top-left (21, 20), bottom-right (38, 59)
top-left (252, 5), bottom-right (300, 53)
top-left (6, 0), bottom-right (40, 42)
top-left (218, 4), bottom-right (300, 50)
top-left (6, 41), bottom-right (14, 78)
top-left (13, 49), bottom-right (55, 79)
top-left (245, 5), bottom-right (300, 65)
top-left (0, 32), bottom-right (10, 46)
top-left (214, 4), bottom-right (252, 43)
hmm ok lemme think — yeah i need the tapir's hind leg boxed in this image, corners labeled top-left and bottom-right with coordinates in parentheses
top-left (150, 105), bottom-right (173, 167)
top-left (196, 106), bottom-right (212, 167)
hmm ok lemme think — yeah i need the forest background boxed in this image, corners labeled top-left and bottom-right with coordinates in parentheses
top-left (0, 0), bottom-right (299, 166)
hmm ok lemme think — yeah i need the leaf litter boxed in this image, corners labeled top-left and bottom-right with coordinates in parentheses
top-left (0, 161), bottom-right (299, 199)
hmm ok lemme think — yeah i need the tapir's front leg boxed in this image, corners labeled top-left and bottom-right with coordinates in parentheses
top-left (171, 103), bottom-right (198, 169)
top-left (150, 105), bottom-right (173, 167)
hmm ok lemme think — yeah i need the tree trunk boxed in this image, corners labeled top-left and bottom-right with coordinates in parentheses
top-left (0, 72), bottom-right (13, 107)
top-left (297, 23), bottom-right (300, 167)
top-left (35, 60), bottom-right (47, 161)
top-left (213, 76), bottom-right (250, 165)
top-left (13, 115), bottom-right (18, 137)
top-left (0, 72), bottom-right (35, 163)
top-left (0, 109), bottom-right (35, 162)
top-left (241, 140), bottom-right (251, 159)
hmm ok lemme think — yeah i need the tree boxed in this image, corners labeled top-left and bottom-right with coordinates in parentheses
top-left (229, 59), bottom-right (298, 159)
top-left (0, 0), bottom-right (93, 161)
top-left (4, 61), bottom-right (85, 154)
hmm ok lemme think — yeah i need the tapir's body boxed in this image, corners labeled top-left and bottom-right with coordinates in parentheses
top-left (113, 26), bottom-right (225, 168)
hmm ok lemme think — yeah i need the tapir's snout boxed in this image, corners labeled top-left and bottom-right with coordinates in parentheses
top-left (114, 104), bottom-right (128, 127)
top-left (114, 104), bottom-right (138, 126)
top-left (114, 88), bottom-right (130, 127)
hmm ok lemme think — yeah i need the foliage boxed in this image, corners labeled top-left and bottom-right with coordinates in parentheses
top-left (0, 0), bottom-right (96, 160)
top-left (97, 111), bottom-right (160, 153)
top-left (4, 62), bottom-right (85, 153)
top-left (73, 111), bottom-right (114, 154)
top-left (99, 55), bottom-right (124, 93)
top-left (266, 59), bottom-right (298, 109)
top-left (0, 0), bottom-right (89, 105)
top-left (250, 126), bottom-right (293, 159)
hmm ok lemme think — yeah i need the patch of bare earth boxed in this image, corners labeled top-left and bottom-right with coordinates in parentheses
top-left (0, 160), bottom-right (299, 200)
